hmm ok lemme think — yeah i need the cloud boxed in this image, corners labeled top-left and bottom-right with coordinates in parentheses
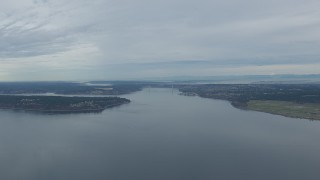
top-left (0, 0), bottom-right (320, 80)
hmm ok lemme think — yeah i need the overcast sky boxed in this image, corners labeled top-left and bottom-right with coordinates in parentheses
top-left (0, 0), bottom-right (319, 81)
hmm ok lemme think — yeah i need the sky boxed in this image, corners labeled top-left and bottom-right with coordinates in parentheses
top-left (0, 0), bottom-right (320, 81)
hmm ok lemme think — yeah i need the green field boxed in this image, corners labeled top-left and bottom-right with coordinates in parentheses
top-left (247, 100), bottom-right (320, 120)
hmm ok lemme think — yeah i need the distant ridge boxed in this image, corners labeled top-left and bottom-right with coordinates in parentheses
top-left (143, 74), bottom-right (320, 84)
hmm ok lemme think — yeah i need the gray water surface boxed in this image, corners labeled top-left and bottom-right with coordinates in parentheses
top-left (1, 88), bottom-right (320, 180)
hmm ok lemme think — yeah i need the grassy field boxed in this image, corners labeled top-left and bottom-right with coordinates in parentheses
top-left (247, 100), bottom-right (320, 120)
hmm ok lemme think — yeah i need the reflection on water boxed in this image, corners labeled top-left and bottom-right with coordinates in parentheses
top-left (0, 88), bottom-right (320, 180)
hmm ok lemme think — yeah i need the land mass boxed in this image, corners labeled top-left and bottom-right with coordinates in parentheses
top-left (0, 95), bottom-right (130, 113)
top-left (0, 81), bottom-right (145, 95)
top-left (178, 84), bottom-right (320, 121)
top-left (247, 100), bottom-right (320, 120)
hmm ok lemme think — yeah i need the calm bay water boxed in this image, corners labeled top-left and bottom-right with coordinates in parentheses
top-left (1, 88), bottom-right (320, 180)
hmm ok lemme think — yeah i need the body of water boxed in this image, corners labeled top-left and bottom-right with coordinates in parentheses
top-left (1, 88), bottom-right (320, 180)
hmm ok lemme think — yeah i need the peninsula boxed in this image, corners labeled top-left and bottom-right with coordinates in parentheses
top-left (0, 95), bottom-right (130, 113)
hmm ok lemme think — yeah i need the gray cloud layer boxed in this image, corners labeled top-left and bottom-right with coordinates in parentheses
top-left (0, 0), bottom-right (320, 80)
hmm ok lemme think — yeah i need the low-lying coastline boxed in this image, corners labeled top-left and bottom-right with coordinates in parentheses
top-left (178, 84), bottom-right (320, 121)
top-left (245, 100), bottom-right (320, 121)
top-left (0, 95), bottom-right (130, 114)
top-left (197, 94), bottom-right (320, 121)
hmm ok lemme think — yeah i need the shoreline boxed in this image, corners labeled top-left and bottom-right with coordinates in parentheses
top-left (182, 93), bottom-right (320, 121)
top-left (0, 95), bottom-right (130, 114)
top-left (0, 102), bottom-right (129, 113)
top-left (231, 100), bottom-right (320, 121)
top-left (244, 100), bottom-right (320, 121)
